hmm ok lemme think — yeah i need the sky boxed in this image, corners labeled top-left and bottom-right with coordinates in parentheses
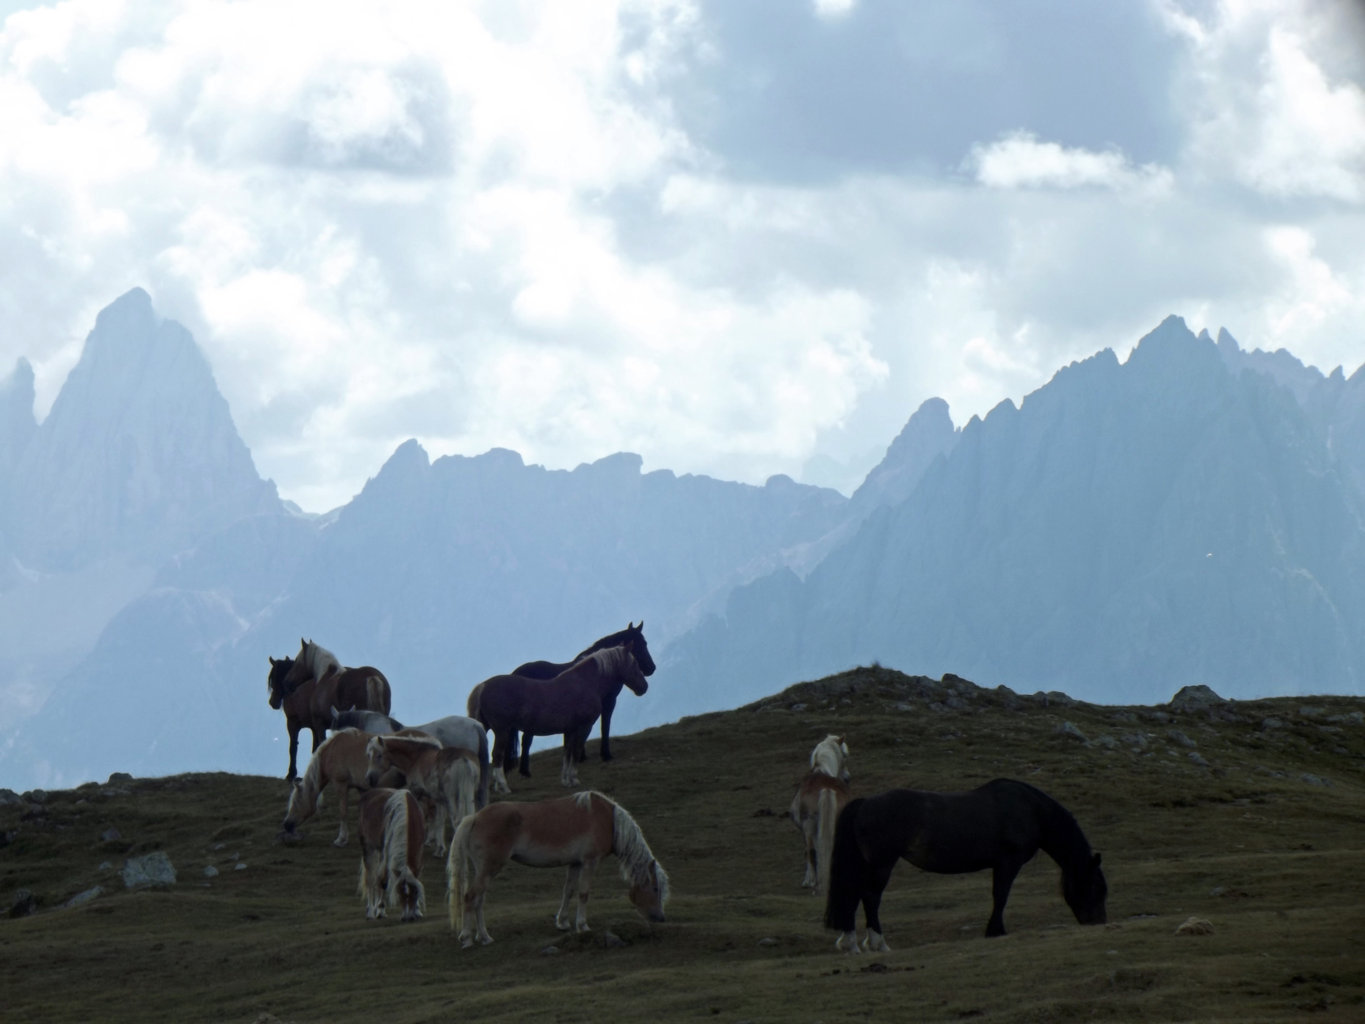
top-left (1, 0), bottom-right (1363, 513)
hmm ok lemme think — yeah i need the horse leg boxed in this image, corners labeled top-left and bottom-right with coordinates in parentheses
top-left (286, 721), bottom-right (301, 781)
top-left (519, 731), bottom-right (534, 777)
top-left (555, 864), bottom-right (583, 931)
top-left (572, 858), bottom-right (597, 932)
top-left (489, 732), bottom-right (512, 795)
top-left (334, 785), bottom-right (351, 847)
top-left (801, 818), bottom-right (819, 889)
top-left (598, 691), bottom-right (618, 761)
top-left (858, 860), bottom-right (897, 953)
top-left (311, 723), bottom-right (326, 752)
top-left (986, 861), bottom-right (1023, 937)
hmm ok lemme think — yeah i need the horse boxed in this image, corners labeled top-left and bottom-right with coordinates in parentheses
top-left (280, 727), bottom-right (418, 846)
top-left (267, 638), bottom-right (391, 780)
top-left (332, 707), bottom-right (491, 811)
top-left (823, 779), bottom-right (1108, 952)
top-left (356, 787), bottom-right (426, 922)
top-left (446, 790), bottom-right (669, 947)
top-left (364, 733), bottom-right (480, 856)
top-left (467, 646), bottom-right (648, 793)
top-left (509, 621), bottom-right (657, 774)
top-left (789, 734), bottom-right (852, 895)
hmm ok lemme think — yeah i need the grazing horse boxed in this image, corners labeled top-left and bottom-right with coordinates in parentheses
top-left (280, 728), bottom-right (416, 846)
top-left (365, 733), bottom-right (480, 856)
top-left (790, 734), bottom-right (852, 895)
top-left (510, 621), bottom-right (657, 774)
top-left (331, 707), bottom-right (491, 811)
top-left (468, 647), bottom-right (648, 793)
top-left (446, 790), bottom-right (669, 947)
top-left (357, 788), bottom-right (427, 922)
top-left (267, 638), bottom-right (391, 780)
top-left (824, 779), bottom-right (1108, 952)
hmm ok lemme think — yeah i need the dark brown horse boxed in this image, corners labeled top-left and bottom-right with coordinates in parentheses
top-left (824, 779), bottom-right (1107, 952)
top-left (267, 638), bottom-right (392, 780)
top-left (468, 646), bottom-right (647, 793)
top-left (509, 621), bottom-right (656, 775)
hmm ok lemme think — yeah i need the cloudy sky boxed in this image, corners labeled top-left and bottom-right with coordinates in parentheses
top-left (1, 0), bottom-right (1363, 512)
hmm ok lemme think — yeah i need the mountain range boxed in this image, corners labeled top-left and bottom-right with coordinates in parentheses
top-left (1, 291), bottom-right (1361, 790)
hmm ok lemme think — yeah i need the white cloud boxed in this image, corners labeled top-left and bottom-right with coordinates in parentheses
top-left (968, 131), bottom-right (1173, 194)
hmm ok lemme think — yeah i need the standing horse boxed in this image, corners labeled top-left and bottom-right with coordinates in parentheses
top-left (365, 733), bottom-right (480, 856)
top-left (357, 787), bottom-right (427, 922)
top-left (331, 707), bottom-right (491, 811)
top-left (468, 647), bottom-right (648, 793)
top-left (509, 621), bottom-right (657, 774)
top-left (790, 734), bottom-right (852, 895)
top-left (823, 779), bottom-right (1108, 952)
top-left (267, 638), bottom-right (391, 780)
top-left (446, 790), bottom-right (669, 947)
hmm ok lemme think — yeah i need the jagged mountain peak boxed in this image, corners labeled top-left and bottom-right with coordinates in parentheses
top-left (9, 289), bottom-right (279, 569)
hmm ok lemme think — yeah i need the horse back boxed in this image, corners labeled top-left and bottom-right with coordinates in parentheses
top-left (510, 659), bottom-right (568, 680)
top-left (505, 793), bottom-right (613, 867)
top-left (324, 667), bottom-right (392, 718)
top-left (860, 787), bottom-right (1038, 874)
top-left (358, 788), bottom-right (394, 848)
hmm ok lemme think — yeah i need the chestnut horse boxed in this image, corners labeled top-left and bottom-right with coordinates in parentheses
top-left (364, 733), bottom-right (480, 856)
top-left (467, 647), bottom-right (647, 793)
top-left (267, 637), bottom-right (391, 780)
top-left (331, 707), bottom-right (490, 811)
top-left (509, 621), bottom-right (657, 774)
top-left (280, 727), bottom-right (416, 846)
top-left (790, 734), bottom-right (851, 895)
top-left (357, 787), bottom-right (427, 922)
top-left (446, 790), bottom-right (669, 947)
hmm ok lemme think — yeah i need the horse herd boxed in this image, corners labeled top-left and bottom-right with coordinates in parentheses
top-left (266, 624), bottom-right (1109, 951)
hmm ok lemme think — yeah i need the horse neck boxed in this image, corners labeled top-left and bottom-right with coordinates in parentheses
top-left (608, 800), bottom-right (659, 888)
top-left (1032, 790), bottom-right (1092, 871)
top-left (283, 677), bottom-right (317, 714)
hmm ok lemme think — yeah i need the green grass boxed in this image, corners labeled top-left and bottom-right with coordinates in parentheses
top-left (3, 666), bottom-right (1363, 1023)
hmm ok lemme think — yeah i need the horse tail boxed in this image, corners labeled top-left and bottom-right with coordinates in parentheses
top-left (447, 812), bottom-right (477, 933)
top-left (369, 672), bottom-right (392, 716)
top-left (815, 786), bottom-right (842, 896)
top-left (823, 797), bottom-right (866, 932)
top-left (450, 752), bottom-right (479, 827)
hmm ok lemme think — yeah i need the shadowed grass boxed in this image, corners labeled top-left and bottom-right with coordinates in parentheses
top-left (2, 667), bottom-right (1362, 1022)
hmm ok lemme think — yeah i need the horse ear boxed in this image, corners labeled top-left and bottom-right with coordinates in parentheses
top-left (269, 656), bottom-right (277, 665)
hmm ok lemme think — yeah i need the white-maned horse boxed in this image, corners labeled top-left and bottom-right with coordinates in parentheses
top-left (357, 787), bottom-right (427, 922)
top-left (790, 734), bottom-right (851, 895)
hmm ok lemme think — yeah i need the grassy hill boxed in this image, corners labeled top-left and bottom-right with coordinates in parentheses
top-left (3, 666), bottom-right (1362, 1023)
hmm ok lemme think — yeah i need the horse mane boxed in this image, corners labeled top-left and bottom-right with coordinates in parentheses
top-left (597, 792), bottom-right (670, 906)
top-left (810, 735), bottom-right (847, 777)
top-left (584, 645), bottom-right (632, 676)
top-left (1015, 779), bottom-right (1094, 868)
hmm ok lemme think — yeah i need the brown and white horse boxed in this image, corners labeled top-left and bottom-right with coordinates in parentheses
top-left (267, 638), bottom-right (391, 781)
top-left (790, 734), bottom-right (851, 896)
top-left (280, 728), bottom-right (416, 846)
top-left (447, 790), bottom-right (669, 947)
top-left (357, 787), bottom-right (427, 922)
top-left (364, 733), bottom-right (480, 856)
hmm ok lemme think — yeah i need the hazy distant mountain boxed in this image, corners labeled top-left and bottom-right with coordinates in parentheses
top-left (650, 316), bottom-right (1365, 723)
top-left (2, 298), bottom-right (1363, 791)
top-left (8, 288), bottom-right (280, 571)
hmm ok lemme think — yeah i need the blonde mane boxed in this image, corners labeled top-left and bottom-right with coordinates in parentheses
top-left (604, 793), bottom-right (670, 906)
top-left (383, 790), bottom-right (425, 916)
top-left (810, 734), bottom-right (849, 779)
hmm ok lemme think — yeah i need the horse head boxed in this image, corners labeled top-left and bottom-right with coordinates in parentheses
top-left (615, 646), bottom-right (649, 696)
top-left (625, 621), bottom-right (656, 676)
top-left (364, 735), bottom-right (389, 788)
top-left (267, 656), bottom-right (296, 709)
top-left (1062, 851), bottom-right (1108, 926)
top-left (628, 858), bottom-right (669, 923)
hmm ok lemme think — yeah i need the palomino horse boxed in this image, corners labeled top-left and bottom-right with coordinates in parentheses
top-left (824, 779), bottom-right (1108, 952)
top-left (331, 707), bottom-right (490, 811)
top-left (789, 734), bottom-right (851, 895)
top-left (510, 621), bottom-right (657, 774)
top-left (280, 728), bottom-right (416, 846)
top-left (446, 790), bottom-right (669, 947)
top-left (364, 733), bottom-right (480, 856)
top-left (267, 638), bottom-right (391, 780)
top-left (357, 787), bottom-right (426, 922)
top-left (467, 647), bottom-right (648, 793)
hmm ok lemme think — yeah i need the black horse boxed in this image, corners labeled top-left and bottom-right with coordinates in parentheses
top-left (510, 621), bottom-right (655, 774)
top-left (824, 779), bottom-right (1107, 951)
